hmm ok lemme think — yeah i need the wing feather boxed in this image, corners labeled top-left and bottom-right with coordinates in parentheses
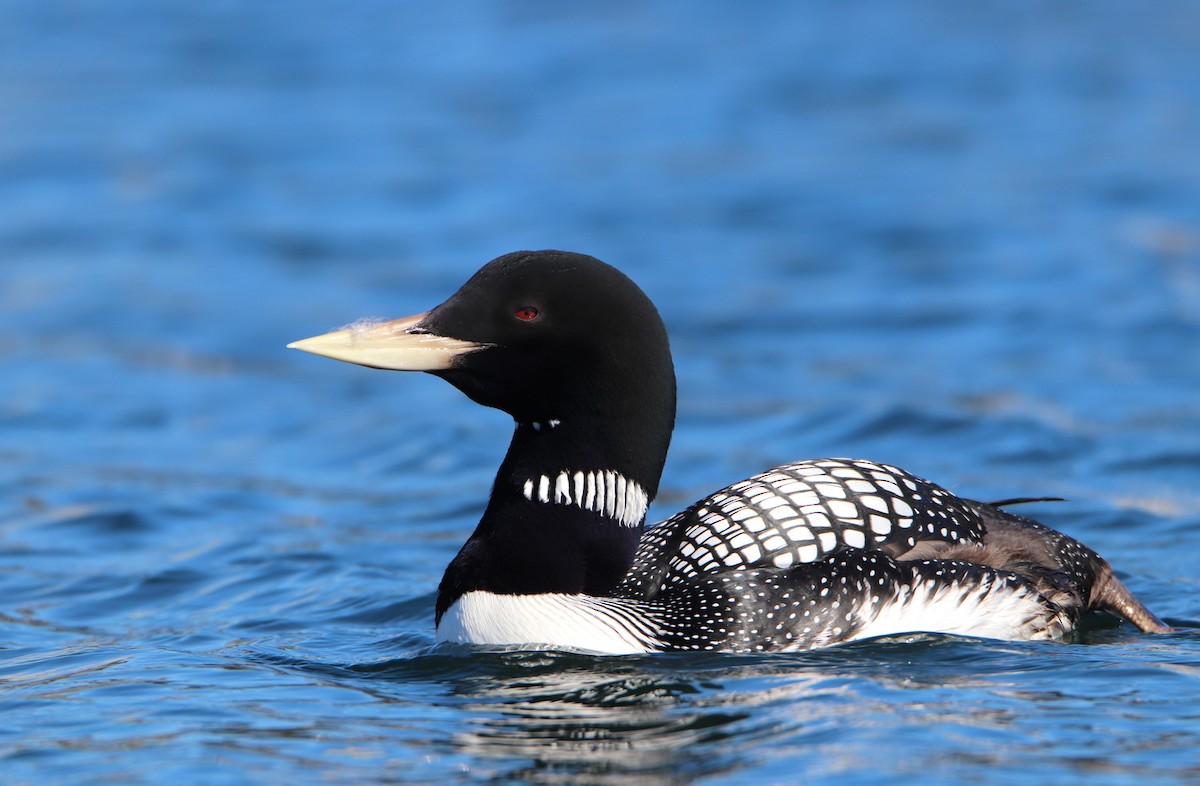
top-left (618, 458), bottom-right (988, 600)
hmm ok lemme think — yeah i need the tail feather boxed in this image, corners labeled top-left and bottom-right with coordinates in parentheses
top-left (1091, 568), bottom-right (1173, 634)
top-left (987, 496), bottom-right (1065, 508)
top-left (963, 500), bottom-right (1172, 635)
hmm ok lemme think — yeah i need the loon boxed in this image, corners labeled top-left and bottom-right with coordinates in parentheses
top-left (289, 250), bottom-right (1171, 654)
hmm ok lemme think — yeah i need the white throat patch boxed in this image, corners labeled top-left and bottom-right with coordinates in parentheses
top-left (521, 470), bottom-right (648, 527)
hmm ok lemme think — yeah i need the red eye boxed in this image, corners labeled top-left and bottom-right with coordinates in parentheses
top-left (514, 307), bottom-right (540, 321)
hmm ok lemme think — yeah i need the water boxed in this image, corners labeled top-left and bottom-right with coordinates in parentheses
top-left (3, 1), bottom-right (1199, 783)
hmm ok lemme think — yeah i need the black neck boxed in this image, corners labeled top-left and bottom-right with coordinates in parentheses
top-left (435, 409), bottom-right (672, 622)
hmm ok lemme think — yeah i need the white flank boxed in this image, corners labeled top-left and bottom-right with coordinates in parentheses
top-left (437, 591), bottom-right (661, 654)
top-left (522, 469), bottom-right (648, 527)
top-left (848, 574), bottom-right (1064, 643)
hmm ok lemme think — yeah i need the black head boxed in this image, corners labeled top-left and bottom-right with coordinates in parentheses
top-left (422, 250), bottom-right (675, 425)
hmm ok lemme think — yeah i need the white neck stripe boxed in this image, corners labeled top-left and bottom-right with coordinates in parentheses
top-left (521, 469), bottom-right (648, 527)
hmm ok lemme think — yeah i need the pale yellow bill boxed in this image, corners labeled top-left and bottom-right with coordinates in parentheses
top-left (287, 312), bottom-right (485, 371)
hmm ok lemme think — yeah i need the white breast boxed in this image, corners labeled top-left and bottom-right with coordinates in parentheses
top-left (436, 591), bottom-right (662, 654)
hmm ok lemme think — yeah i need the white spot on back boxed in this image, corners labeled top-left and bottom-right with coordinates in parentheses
top-left (827, 499), bottom-right (859, 519)
top-left (870, 515), bottom-right (893, 535)
top-left (861, 495), bottom-right (889, 514)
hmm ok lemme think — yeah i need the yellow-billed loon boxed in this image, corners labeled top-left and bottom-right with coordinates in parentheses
top-left (288, 250), bottom-right (1171, 654)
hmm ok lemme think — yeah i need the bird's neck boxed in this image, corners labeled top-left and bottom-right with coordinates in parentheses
top-left (435, 409), bottom-right (672, 623)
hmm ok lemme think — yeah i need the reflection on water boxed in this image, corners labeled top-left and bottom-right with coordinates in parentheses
top-left (342, 640), bottom-right (1179, 784)
top-left (440, 643), bottom-right (1200, 782)
top-left (444, 658), bottom-right (782, 783)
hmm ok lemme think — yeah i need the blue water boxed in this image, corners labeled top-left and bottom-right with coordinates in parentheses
top-left (3, 1), bottom-right (1199, 783)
